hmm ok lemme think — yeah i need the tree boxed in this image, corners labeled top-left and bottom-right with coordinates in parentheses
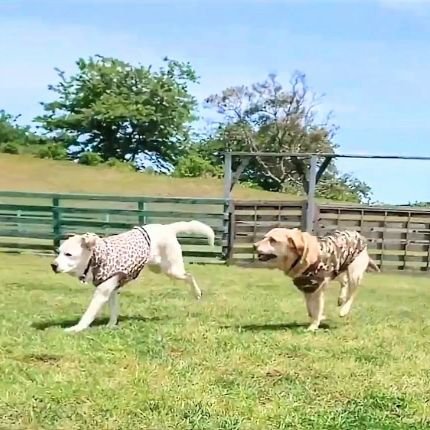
top-left (202, 72), bottom-right (372, 202)
top-left (0, 110), bottom-right (45, 148)
top-left (36, 55), bottom-right (198, 169)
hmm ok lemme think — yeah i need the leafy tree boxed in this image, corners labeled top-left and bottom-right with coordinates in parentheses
top-left (202, 72), bottom-right (372, 202)
top-left (317, 171), bottom-right (372, 203)
top-left (36, 55), bottom-right (198, 169)
top-left (0, 110), bottom-right (44, 147)
top-left (173, 151), bottom-right (223, 178)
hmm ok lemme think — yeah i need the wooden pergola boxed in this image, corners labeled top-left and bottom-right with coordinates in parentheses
top-left (223, 152), bottom-right (430, 232)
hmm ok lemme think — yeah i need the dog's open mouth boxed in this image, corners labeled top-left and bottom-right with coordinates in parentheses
top-left (257, 253), bottom-right (277, 262)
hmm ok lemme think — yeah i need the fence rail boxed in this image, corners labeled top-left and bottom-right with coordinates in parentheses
top-left (2, 191), bottom-right (430, 272)
top-left (0, 191), bottom-right (228, 263)
top-left (229, 200), bottom-right (430, 272)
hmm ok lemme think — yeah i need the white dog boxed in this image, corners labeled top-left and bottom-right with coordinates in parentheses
top-left (51, 220), bottom-right (215, 333)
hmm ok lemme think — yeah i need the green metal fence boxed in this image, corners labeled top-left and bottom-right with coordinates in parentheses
top-left (0, 191), bottom-right (228, 263)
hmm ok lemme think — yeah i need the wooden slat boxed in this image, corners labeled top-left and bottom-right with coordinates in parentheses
top-left (0, 191), bottom-right (226, 205)
top-left (0, 242), bottom-right (53, 250)
top-left (234, 214), bottom-right (302, 223)
top-left (0, 216), bottom-right (54, 225)
top-left (58, 207), bottom-right (223, 218)
top-left (0, 230), bottom-right (53, 239)
top-left (234, 200), bottom-right (303, 207)
top-left (0, 204), bottom-right (52, 212)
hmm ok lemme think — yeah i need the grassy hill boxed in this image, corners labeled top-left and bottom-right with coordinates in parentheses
top-left (0, 154), bottom-right (301, 200)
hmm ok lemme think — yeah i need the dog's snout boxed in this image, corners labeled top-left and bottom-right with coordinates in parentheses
top-left (50, 262), bottom-right (58, 273)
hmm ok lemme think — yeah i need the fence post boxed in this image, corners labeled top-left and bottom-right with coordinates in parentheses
top-left (223, 152), bottom-right (232, 201)
top-left (225, 201), bottom-right (235, 264)
top-left (222, 154), bottom-right (233, 262)
top-left (17, 209), bottom-right (22, 233)
top-left (138, 200), bottom-right (146, 225)
top-left (305, 155), bottom-right (317, 233)
top-left (52, 197), bottom-right (61, 249)
top-left (222, 199), bottom-right (231, 262)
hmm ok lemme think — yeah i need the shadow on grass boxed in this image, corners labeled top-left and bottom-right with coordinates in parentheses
top-left (31, 315), bottom-right (167, 330)
top-left (222, 321), bottom-right (333, 332)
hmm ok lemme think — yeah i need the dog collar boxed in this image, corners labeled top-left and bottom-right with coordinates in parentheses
top-left (289, 255), bottom-right (301, 272)
top-left (79, 257), bottom-right (93, 283)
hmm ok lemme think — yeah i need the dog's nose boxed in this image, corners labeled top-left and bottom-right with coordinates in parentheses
top-left (50, 263), bottom-right (58, 273)
top-left (253, 243), bottom-right (258, 250)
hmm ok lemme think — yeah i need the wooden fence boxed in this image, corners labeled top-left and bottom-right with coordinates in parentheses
top-left (2, 191), bottom-right (430, 272)
top-left (227, 200), bottom-right (306, 265)
top-left (317, 204), bottom-right (430, 272)
top-left (0, 191), bottom-right (228, 263)
top-left (229, 200), bottom-right (430, 272)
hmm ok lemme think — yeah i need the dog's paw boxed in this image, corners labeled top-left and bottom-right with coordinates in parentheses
top-left (107, 323), bottom-right (119, 330)
top-left (337, 297), bottom-right (346, 307)
top-left (193, 289), bottom-right (203, 300)
top-left (306, 323), bottom-right (319, 332)
top-left (64, 325), bottom-right (85, 333)
top-left (339, 303), bottom-right (352, 318)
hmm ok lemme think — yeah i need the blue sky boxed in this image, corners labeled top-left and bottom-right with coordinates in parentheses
top-left (1, 0), bottom-right (430, 203)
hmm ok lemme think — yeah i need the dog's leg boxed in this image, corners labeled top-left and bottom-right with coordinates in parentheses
top-left (159, 240), bottom-right (202, 300)
top-left (65, 275), bottom-right (120, 333)
top-left (339, 251), bottom-right (367, 317)
top-left (339, 279), bottom-right (360, 317)
top-left (337, 273), bottom-right (349, 307)
top-left (107, 289), bottom-right (119, 328)
top-left (168, 270), bottom-right (202, 300)
top-left (305, 284), bottom-right (327, 331)
top-left (305, 295), bottom-right (327, 321)
top-left (305, 293), bottom-right (312, 318)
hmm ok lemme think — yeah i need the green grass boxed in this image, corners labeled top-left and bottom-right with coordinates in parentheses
top-left (0, 154), bottom-right (299, 200)
top-left (1, 254), bottom-right (430, 429)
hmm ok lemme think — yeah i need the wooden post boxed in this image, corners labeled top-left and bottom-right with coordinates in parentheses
top-left (52, 197), bottom-right (61, 249)
top-left (226, 206), bottom-right (236, 265)
top-left (138, 200), bottom-right (146, 225)
top-left (305, 155), bottom-right (317, 233)
top-left (223, 152), bottom-right (233, 261)
top-left (223, 152), bottom-right (232, 201)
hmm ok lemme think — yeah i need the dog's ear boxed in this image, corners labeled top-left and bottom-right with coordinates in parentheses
top-left (63, 233), bottom-right (76, 240)
top-left (287, 229), bottom-right (319, 266)
top-left (81, 233), bottom-right (98, 250)
top-left (286, 228), bottom-right (306, 255)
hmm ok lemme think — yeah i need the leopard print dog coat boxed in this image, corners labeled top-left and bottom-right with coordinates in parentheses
top-left (83, 226), bottom-right (151, 288)
top-left (292, 230), bottom-right (367, 293)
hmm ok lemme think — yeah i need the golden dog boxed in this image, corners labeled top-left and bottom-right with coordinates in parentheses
top-left (254, 228), bottom-right (379, 331)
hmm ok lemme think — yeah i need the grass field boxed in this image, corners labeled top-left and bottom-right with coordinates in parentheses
top-left (0, 154), bottom-right (297, 200)
top-left (1, 254), bottom-right (430, 429)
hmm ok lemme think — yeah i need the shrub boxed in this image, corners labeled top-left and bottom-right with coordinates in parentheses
top-left (105, 157), bottom-right (136, 171)
top-left (173, 153), bottom-right (222, 178)
top-left (78, 152), bottom-right (103, 166)
top-left (0, 142), bottom-right (20, 154)
top-left (37, 143), bottom-right (68, 160)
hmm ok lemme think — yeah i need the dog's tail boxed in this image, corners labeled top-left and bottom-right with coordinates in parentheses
top-left (367, 258), bottom-right (380, 272)
top-left (167, 221), bottom-right (215, 246)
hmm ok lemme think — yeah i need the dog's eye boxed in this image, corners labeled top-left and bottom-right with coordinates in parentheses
top-left (65, 252), bottom-right (72, 257)
top-left (269, 238), bottom-right (276, 244)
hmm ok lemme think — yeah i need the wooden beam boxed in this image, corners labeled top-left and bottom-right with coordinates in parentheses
top-left (227, 151), bottom-right (430, 161)
top-left (305, 155), bottom-right (318, 233)
top-left (230, 157), bottom-right (251, 191)
top-left (290, 156), bottom-right (308, 193)
top-left (223, 152), bottom-right (232, 201)
top-left (316, 156), bottom-right (332, 184)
